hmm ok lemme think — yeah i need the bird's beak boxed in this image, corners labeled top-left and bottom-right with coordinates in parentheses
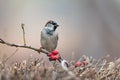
top-left (54, 24), bottom-right (59, 30)
top-left (56, 24), bottom-right (59, 27)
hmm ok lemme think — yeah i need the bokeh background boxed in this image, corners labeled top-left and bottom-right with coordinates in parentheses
top-left (0, 0), bottom-right (120, 63)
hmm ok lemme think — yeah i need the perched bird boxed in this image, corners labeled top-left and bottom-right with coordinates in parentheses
top-left (40, 20), bottom-right (59, 52)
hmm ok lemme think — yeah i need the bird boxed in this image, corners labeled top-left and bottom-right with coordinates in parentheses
top-left (40, 20), bottom-right (59, 52)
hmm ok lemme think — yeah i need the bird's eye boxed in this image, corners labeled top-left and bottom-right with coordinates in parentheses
top-left (52, 22), bottom-right (57, 25)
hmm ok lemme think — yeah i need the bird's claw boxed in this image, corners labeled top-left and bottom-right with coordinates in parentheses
top-left (38, 47), bottom-right (43, 53)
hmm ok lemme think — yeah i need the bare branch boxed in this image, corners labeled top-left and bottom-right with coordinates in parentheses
top-left (21, 23), bottom-right (26, 46)
top-left (0, 38), bottom-right (5, 43)
top-left (4, 48), bottom-right (19, 63)
top-left (0, 38), bottom-right (48, 54)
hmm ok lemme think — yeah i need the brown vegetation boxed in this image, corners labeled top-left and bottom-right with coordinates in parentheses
top-left (0, 54), bottom-right (120, 80)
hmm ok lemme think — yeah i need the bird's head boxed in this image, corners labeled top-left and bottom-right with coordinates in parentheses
top-left (45, 20), bottom-right (59, 31)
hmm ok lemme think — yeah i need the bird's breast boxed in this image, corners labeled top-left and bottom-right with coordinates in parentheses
top-left (41, 29), bottom-right (58, 52)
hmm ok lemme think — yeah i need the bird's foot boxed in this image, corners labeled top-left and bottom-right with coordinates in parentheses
top-left (38, 47), bottom-right (43, 53)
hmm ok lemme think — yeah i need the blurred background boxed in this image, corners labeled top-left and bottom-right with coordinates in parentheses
top-left (0, 0), bottom-right (120, 63)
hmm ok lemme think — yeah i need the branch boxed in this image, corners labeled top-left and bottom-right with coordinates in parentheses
top-left (0, 38), bottom-right (48, 54)
top-left (4, 48), bottom-right (19, 63)
top-left (21, 23), bottom-right (26, 46)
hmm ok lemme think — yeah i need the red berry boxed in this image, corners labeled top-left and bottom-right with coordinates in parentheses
top-left (50, 55), bottom-right (59, 60)
top-left (48, 52), bottom-right (59, 60)
top-left (52, 50), bottom-right (59, 55)
top-left (82, 61), bottom-right (88, 65)
top-left (48, 53), bottom-right (53, 57)
top-left (75, 62), bottom-right (82, 67)
top-left (52, 55), bottom-right (59, 60)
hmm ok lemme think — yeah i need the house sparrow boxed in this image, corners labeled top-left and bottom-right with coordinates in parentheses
top-left (40, 20), bottom-right (59, 52)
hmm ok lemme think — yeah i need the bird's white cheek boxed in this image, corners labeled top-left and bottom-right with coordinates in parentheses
top-left (48, 27), bottom-right (54, 31)
top-left (45, 25), bottom-right (54, 31)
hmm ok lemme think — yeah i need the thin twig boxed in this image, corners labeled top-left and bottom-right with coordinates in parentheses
top-left (21, 23), bottom-right (26, 46)
top-left (4, 48), bottom-right (19, 63)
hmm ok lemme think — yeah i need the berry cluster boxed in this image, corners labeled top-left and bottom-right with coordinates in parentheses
top-left (75, 60), bottom-right (88, 67)
top-left (48, 50), bottom-right (59, 61)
